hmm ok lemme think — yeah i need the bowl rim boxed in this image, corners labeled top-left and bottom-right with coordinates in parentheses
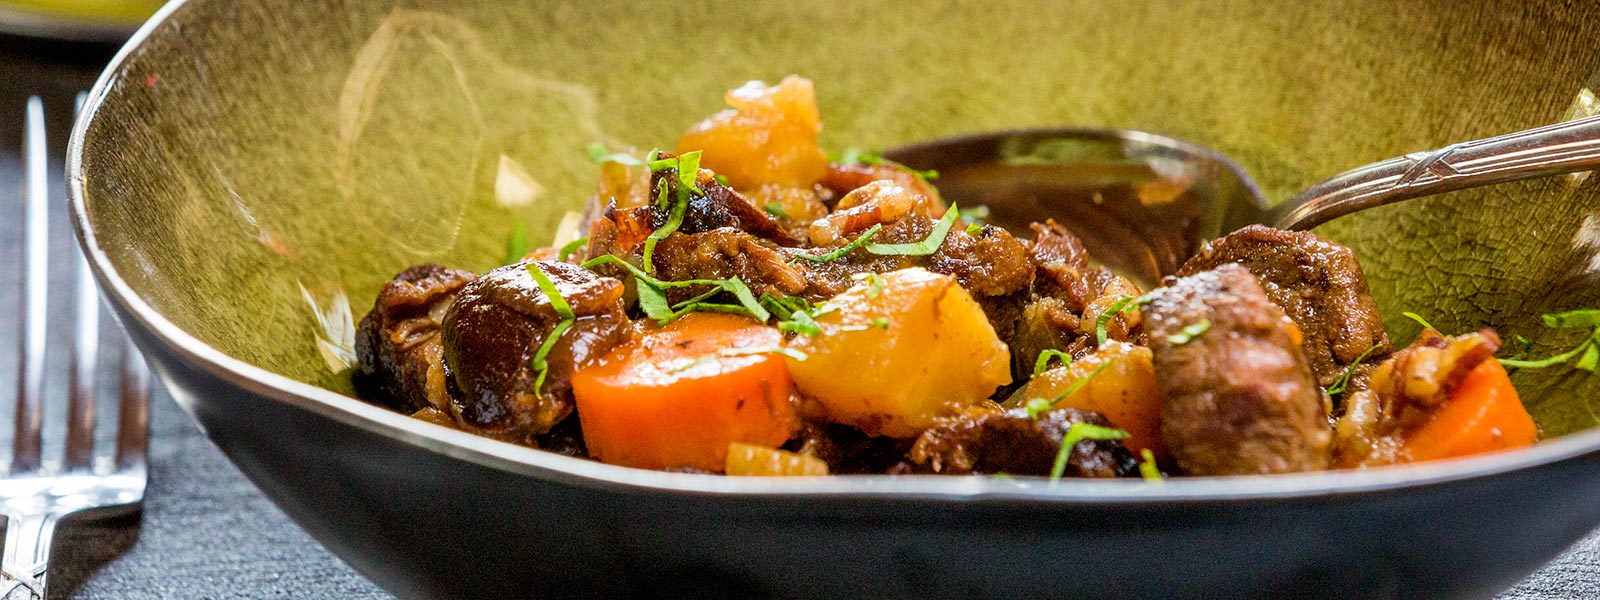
top-left (67, 0), bottom-right (1600, 504)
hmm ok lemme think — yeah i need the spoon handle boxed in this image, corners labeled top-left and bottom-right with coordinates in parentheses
top-left (1271, 113), bottom-right (1600, 230)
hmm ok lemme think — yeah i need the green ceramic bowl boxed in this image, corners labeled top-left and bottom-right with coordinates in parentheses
top-left (69, 1), bottom-right (1600, 598)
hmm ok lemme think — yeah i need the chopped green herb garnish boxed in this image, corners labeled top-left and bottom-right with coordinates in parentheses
top-left (865, 204), bottom-right (959, 256)
top-left (966, 223), bottom-right (983, 236)
top-left (1166, 319), bottom-right (1211, 345)
top-left (1033, 349), bottom-right (1073, 376)
top-left (505, 220), bottom-right (531, 264)
top-left (1324, 343), bottom-right (1382, 396)
top-left (713, 173), bottom-right (730, 186)
top-left (585, 142), bottom-right (643, 166)
top-left (720, 345), bottom-right (809, 361)
top-left (1049, 423), bottom-right (1130, 485)
top-left (1402, 312), bottom-right (1436, 331)
top-left (580, 254), bottom-right (770, 324)
top-left (840, 317), bottom-right (892, 333)
top-left (1499, 309), bottom-right (1600, 371)
top-left (675, 151), bottom-right (703, 192)
top-left (764, 202), bottom-right (789, 219)
top-left (1024, 397), bottom-right (1054, 420)
top-left (1138, 449), bottom-right (1163, 482)
top-left (641, 182), bottom-right (687, 273)
top-left (852, 272), bottom-right (886, 299)
top-left (791, 224), bottom-right (882, 263)
top-left (558, 236), bottom-right (589, 262)
top-left (1510, 334), bottom-right (1534, 361)
top-left (1053, 357), bottom-right (1117, 400)
top-left (780, 319), bottom-right (823, 336)
top-left (991, 472), bottom-right (1016, 483)
top-left (664, 354), bottom-right (720, 374)
top-left (1500, 335), bottom-right (1595, 369)
top-left (1542, 309), bottom-right (1600, 329)
top-left (834, 148), bottom-right (941, 182)
top-left (958, 205), bottom-right (991, 224)
top-left (525, 263), bottom-right (577, 396)
top-left (1579, 343), bottom-right (1600, 372)
top-left (1094, 296), bottom-right (1137, 346)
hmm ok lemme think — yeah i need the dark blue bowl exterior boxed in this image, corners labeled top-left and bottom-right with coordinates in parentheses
top-left (120, 302), bottom-right (1600, 600)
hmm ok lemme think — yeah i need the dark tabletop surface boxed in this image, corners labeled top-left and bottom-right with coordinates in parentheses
top-left (0, 29), bottom-right (1597, 600)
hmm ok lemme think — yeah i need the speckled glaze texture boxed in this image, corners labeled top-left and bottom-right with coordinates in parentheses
top-left (67, 1), bottom-right (1600, 598)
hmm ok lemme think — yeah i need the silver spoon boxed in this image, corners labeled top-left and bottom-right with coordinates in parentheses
top-left (884, 114), bottom-right (1600, 282)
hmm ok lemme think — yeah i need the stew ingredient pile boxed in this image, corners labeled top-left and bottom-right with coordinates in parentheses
top-left (352, 76), bottom-right (1541, 479)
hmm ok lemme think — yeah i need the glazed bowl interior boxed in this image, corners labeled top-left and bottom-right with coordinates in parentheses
top-left (73, 0), bottom-right (1600, 487)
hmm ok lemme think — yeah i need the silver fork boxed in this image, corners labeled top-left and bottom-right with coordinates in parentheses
top-left (1, 97), bottom-right (151, 600)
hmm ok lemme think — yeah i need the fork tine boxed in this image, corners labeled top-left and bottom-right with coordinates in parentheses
top-left (12, 96), bottom-right (48, 474)
top-left (64, 253), bottom-right (101, 470)
top-left (115, 336), bottom-right (150, 470)
top-left (64, 93), bottom-right (101, 471)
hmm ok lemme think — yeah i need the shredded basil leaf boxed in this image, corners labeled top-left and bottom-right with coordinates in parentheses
top-left (1053, 358), bottom-right (1116, 401)
top-left (865, 204), bottom-right (959, 256)
top-left (714, 173), bottom-right (730, 186)
top-left (1402, 312), bottom-right (1436, 331)
top-left (524, 263), bottom-right (577, 396)
top-left (1032, 349), bottom-right (1073, 376)
top-left (1094, 296), bottom-right (1138, 346)
top-left (1049, 423), bottom-right (1129, 485)
top-left (558, 236), bottom-right (589, 262)
top-left (581, 254), bottom-right (770, 324)
top-left (1579, 344), bottom-right (1600, 372)
top-left (1139, 449), bottom-right (1163, 481)
top-left (991, 472), bottom-right (1015, 483)
top-left (779, 319), bottom-right (823, 336)
top-left (1024, 398), bottom-right (1054, 420)
top-left (664, 354), bottom-right (720, 374)
top-left (585, 142), bottom-right (643, 166)
top-left (791, 224), bottom-right (882, 263)
top-left (1543, 309), bottom-right (1600, 329)
top-left (958, 205), bottom-right (991, 224)
top-left (1500, 338), bottom-right (1593, 369)
top-left (505, 220), bottom-right (531, 265)
top-left (675, 150), bottom-right (703, 193)
top-left (1324, 343), bottom-right (1382, 396)
top-left (871, 317), bottom-right (890, 329)
top-left (852, 272), bottom-right (886, 299)
top-left (720, 345), bottom-right (809, 361)
top-left (641, 184), bottom-right (687, 274)
top-left (966, 223), bottom-right (983, 236)
top-left (1166, 318), bottom-right (1211, 345)
top-left (764, 203), bottom-right (789, 219)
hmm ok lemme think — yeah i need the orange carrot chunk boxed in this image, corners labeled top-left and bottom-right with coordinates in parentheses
top-left (1403, 359), bottom-right (1537, 463)
top-left (570, 313), bottom-right (801, 472)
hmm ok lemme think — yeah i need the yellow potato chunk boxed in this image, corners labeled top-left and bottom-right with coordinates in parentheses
top-left (676, 75), bottom-right (829, 190)
top-left (785, 268), bottom-right (1012, 437)
top-left (726, 443), bottom-right (830, 477)
top-left (1004, 340), bottom-right (1167, 460)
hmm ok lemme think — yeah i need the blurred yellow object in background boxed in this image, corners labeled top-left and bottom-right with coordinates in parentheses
top-left (0, 0), bottom-right (165, 41)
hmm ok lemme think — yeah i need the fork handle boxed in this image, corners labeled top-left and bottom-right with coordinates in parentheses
top-left (0, 514), bottom-right (57, 600)
top-left (1270, 112), bottom-right (1600, 230)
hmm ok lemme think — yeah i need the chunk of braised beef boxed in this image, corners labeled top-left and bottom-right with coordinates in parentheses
top-left (441, 261), bottom-right (630, 441)
top-left (1028, 220), bottom-right (1102, 312)
top-left (649, 228), bottom-right (808, 301)
top-left (1177, 225), bottom-right (1391, 386)
top-left (908, 406), bottom-right (1136, 477)
top-left (645, 156), bottom-right (798, 245)
top-left (927, 224), bottom-right (1035, 297)
top-left (1146, 263), bottom-right (1331, 475)
top-left (353, 264), bottom-right (477, 413)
